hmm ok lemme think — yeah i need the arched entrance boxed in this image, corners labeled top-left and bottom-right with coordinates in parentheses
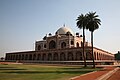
top-left (61, 42), bottom-right (66, 48)
top-left (53, 53), bottom-right (58, 60)
top-left (76, 42), bottom-right (79, 47)
top-left (33, 54), bottom-right (36, 60)
top-left (42, 54), bottom-right (46, 61)
top-left (38, 45), bottom-right (41, 50)
top-left (76, 52), bottom-right (82, 60)
top-left (60, 52), bottom-right (66, 61)
top-left (37, 54), bottom-right (41, 60)
top-left (68, 52), bottom-right (73, 60)
top-left (49, 40), bottom-right (56, 49)
top-left (48, 53), bottom-right (52, 61)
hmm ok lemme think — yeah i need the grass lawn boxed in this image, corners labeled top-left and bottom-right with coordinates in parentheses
top-left (0, 64), bottom-right (101, 80)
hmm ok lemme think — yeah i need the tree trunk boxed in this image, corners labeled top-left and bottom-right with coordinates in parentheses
top-left (91, 32), bottom-right (95, 68)
top-left (83, 27), bottom-right (87, 67)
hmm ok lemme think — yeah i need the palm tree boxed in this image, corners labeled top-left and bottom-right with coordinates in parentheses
top-left (86, 12), bottom-right (101, 68)
top-left (76, 14), bottom-right (88, 67)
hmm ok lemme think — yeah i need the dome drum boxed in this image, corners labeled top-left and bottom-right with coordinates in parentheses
top-left (56, 27), bottom-right (74, 36)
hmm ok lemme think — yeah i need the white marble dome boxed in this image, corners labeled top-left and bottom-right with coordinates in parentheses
top-left (56, 26), bottom-right (74, 36)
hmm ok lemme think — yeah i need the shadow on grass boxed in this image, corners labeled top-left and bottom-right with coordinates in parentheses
top-left (60, 66), bottom-right (102, 70)
top-left (0, 67), bottom-right (15, 68)
top-left (0, 68), bottom-right (27, 70)
top-left (2, 70), bottom-right (92, 74)
top-left (0, 66), bottom-right (27, 70)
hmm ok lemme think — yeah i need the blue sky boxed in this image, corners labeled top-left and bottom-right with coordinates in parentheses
top-left (0, 0), bottom-right (120, 57)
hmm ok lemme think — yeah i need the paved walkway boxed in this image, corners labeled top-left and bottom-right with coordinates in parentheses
top-left (71, 66), bottom-right (118, 80)
top-left (107, 68), bottom-right (120, 80)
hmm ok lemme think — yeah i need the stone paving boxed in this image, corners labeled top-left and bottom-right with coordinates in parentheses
top-left (71, 66), bottom-right (119, 80)
top-left (107, 68), bottom-right (120, 80)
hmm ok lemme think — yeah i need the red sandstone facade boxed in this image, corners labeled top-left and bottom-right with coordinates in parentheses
top-left (5, 26), bottom-right (115, 65)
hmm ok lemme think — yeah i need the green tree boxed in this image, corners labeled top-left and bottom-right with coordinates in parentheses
top-left (76, 14), bottom-right (88, 67)
top-left (86, 12), bottom-right (101, 68)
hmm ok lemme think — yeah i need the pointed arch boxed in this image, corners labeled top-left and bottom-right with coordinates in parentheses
top-left (53, 53), bottom-right (58, 60)
top-left (60, 52), bottom-right (66, 61)
top-left (42, 53), bottom-right (46, 61)
top-left (33, 54), bottom-right (36, 60)
top-left (38, 45), bottom-right (41, 50)
top-left (49, 40), bottom-right (56, 49)
top-left (76, 42), bottom-right (79, 47)
top-left (61, 42), bottom-right (66, 48)
top-left (68, 52), bottom-right (73, 60)
top-left (76, 51), bottom-right (82, 60)
top-left (48, 53), bottom-right (52, 61)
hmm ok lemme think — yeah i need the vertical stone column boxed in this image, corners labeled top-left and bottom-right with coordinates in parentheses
top-left (46, 53), bottom-right (48, 61)
top-left (65, 52), bottom-right (67, 61)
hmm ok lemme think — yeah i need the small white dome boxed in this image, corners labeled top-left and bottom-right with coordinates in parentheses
top-left (56, 26), bottom-right (74, 36)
